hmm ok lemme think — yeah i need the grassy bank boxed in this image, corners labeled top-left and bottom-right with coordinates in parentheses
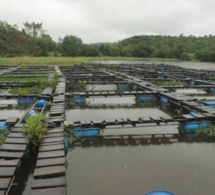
top-left (0, 56), bottom-right (182, 65)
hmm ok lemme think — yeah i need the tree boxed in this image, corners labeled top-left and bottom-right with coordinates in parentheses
top-left (23, 21), bottom-right (44, 37)
top-left (36, 34), bottom-right (56, 56)
top-left (61, 35), bottom-right (82, 56)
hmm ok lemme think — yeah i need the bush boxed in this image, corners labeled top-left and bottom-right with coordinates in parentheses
top-left (22, 113), bottom-right (47, 149)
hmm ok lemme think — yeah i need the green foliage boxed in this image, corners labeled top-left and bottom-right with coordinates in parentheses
top-left (78, 80), bottom-right (86, 91)
top-left (22, 113), bottom-right (47, 147)
top-left (0, 21), bottom-right (40, 57)
top-left (0, 129), bottom-right (10, 145)
top-left (196, 124), bottom-right (215, 137)
top-left (61, 35), bottom-right (83, 56)
top-left (2, 20), bottom-right (215, 61)
top-left (9, 87), bottom-right (43, 95)
top-left (154, 80), bottom-right (188, 86)
top-left (64, 125), bottom-right (75, 146)
top-left (23, 21), bottom-right (44, 37)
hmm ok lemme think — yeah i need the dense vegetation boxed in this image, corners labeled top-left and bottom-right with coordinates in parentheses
top-left (1, 20), bottom-right (215, 62)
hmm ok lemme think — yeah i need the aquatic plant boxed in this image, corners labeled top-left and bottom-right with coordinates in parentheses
top-left (22, 113), bottom-right (47, 150)
top-left (196, 124), bottom-right (215, 137)
top-left (0, 129), bottom-right (10, 145)
top-left (154, 80), bottom-right (188, 86)
top-left (78, 80), bottom-right (86, 91)
top-left (64, 125), bottom-right (76, 146)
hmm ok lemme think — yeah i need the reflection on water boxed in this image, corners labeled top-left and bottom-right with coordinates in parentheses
top-left (66, 142), bottom-right (215, 195)
top-left (176, 88), bottom-right (207, 95)
top-left (86, 96), bottom-right (136, 106)
top-left (86, 84), bottom-right (117, 91)
top-left (65, 108), bottom-right (170, 123)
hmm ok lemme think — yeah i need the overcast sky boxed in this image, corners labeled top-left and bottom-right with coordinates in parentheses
top-left (1, 0), bottom-right (215, 43)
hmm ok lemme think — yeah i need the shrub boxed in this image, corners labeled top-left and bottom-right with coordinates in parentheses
top-left (22, 113), bottom-right (47, 149)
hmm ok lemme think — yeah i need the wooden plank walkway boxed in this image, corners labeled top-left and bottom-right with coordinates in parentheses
top-left (31, 79), bottom-right (67, 194)
top-left (0, 126), bottom-right (27, 195)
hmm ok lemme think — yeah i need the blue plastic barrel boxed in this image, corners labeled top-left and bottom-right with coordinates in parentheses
top-left (71, 96), bottom-right (86, 103)
top-left (157, 75), bottom-right (165, 80)
top-left (138, 95), bottom-right (156, 101)
top-left (118, 83), bottom-right (130, 90)
top-left (189, 110), bottom-right (199, 115)
top-left (64, 137), bottom-right (69, 154)
top-left (73, 127), bottom-right (100, 137)
top-left (204, 101), bottom-right (215, 108)
top-left (145, 190), bottom-right (174, 195)
top-left (27, 110), bottom-right (37, 117)
top-left (132, 84), bottom-right (137, 91)
top-left (189, 81), bottom-right (195, 85)
top-left (0, 122), bottom-right (8, 129)
top-left (159, 97), bottom-right (169, 104)
top-left (210, 88), bottom-right (215, 94)
top-left (18, 98), bottom-right (34, 105)
top-left (179, 121), bottom-right (211, 132)
top-left (34, 99), bottom-right (47, 108)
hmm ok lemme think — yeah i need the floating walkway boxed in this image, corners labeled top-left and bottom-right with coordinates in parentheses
top-left (0, 125), bottom-right (28, 195)
top-left (31, 75), bottom-right (67, 194)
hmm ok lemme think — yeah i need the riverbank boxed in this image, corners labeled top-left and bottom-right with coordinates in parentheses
top-left (0, 56), bottom-right (181, 65)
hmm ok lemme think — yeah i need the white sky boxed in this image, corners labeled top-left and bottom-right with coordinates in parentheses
top-left (1, 0), bottom-right (215, 43)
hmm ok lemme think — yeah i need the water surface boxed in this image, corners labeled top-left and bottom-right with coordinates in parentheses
top-left (66, 142), bottom-right (215, 195)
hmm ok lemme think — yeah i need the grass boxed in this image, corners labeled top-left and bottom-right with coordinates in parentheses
top-left (0, 56), bottom-right (182, 65)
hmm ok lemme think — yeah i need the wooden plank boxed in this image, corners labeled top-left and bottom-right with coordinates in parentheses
top-left (31, 177), bottom-right (66, 189)
top-left (0, 167), bottom-right (16, 177)
top-left (4, 138), bottom-right (28, 144)
top-left (0, 190), bottom-right (5, 195)
top-left (43, 137), bottom-right (64, 144)
top-left (37, 150), bottom-right (65, 159)
top-left (7, 133), bottom-right (25, 138)
top-left (181, 114), bottom-right (195, 119)
top-left (46, 128), bottom-right (63, 134)
top-left (33, 165), bottom-right (65, 178)
top-left (0, 151), bottom-right (24, 159)
top-left (39, 144), bottom-right (64, 152)
top-left (0, 159), bottom-right (20, 167)
top-left (46, 133), bottom-right (64, 138)
top-left (127, 118), bottom-right (140, 123)
top-left (11, 128), bottom-right (23, 133)
top-left (0, 178), bottom-right (12, 189)
top-left (0, 144), bottom-right (27, 151)
top-left (48, 118), bottom-right (64, 123)
top-left (31, 187), bottom-right (66, 195)
top-left (191, 113), bottom-right (206, 119)
top-left (41, 141), bottom-right (64, 146)
top-left (36, 157), bottom-right (65, 168)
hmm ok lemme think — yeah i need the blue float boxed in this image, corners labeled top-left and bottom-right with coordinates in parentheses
top-left (159, 97), bottom-right (169, 104)
top-left (189, 110), bottom-right (199, 115)
top-left (203, 101), bottom-right (215, 108)
top-left (0, 122), bottom-right (9, 129)
top-left (179, 121), bottom-right (211, 132)
top-left (210, 88), bottom-right (215, 94)
top-left (118, 83), bottom-right (130, 90)
top-left (73, 127), bottom-right (100, 137)
top-left (34, 99), bottom-right (47, 108)
top-left (145, 190), bottom-right (174, 195)
top-left (18, 98), bottom-right (35, 105)
top-left (132, 84), bottom-right (137, 91)
top-left (64, 137), bottom-right (69, 154)
top-left (157, 75), bottom-right (165, 80)
top-left (71, 96), bottom-right (86, 103)
top-left (189, 80), bottom-right (195, 85)
top-left (138, 95), bottom-right (156, 101)
top-left (71, 83), bottom-right (79, 90)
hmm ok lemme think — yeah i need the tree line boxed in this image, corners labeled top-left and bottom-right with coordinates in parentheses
top-left (1, 20), bottom-right (215, 62)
